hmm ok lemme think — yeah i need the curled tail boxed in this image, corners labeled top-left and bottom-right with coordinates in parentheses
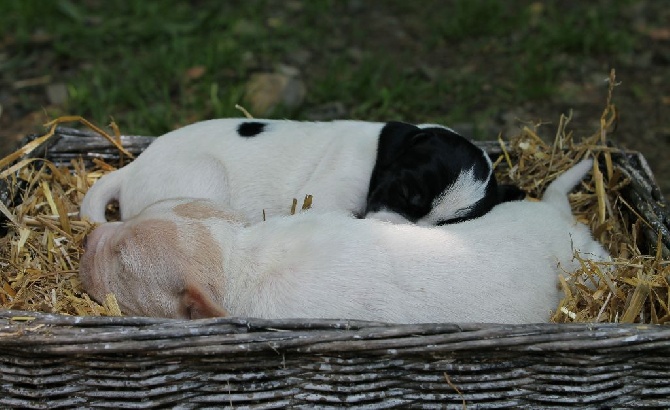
top-left (541, 159), bottom-right (593, 214)
top-left (80, 166), bottom-right (129, 222)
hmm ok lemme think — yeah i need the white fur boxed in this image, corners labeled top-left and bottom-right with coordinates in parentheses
top-left (420, 166), bottom-right (488, 225)
top-left (81, 119), bottom-right (383, 223)
top-left (79, 119), bottom-right (491, 224)
top-left (79, 160), bottom-right (610, 324)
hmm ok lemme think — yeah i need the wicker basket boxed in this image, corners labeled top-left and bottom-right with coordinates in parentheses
top-left (1, 127), bottom-right (669, 409)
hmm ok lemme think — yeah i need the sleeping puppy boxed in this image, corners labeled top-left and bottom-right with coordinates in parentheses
top-left (79, 159), bottom-right (609, 324)
top-left (80, 119), bottom-right (523, 225)
top-left (364, 123), bottom-right (524, 225)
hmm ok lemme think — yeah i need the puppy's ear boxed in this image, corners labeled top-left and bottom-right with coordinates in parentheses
top-left (180, 281), bottom-right (228, 319)
top-left (497, 184), bottom-right (526, 203)
top-left (409, 131), bottom-right (433, 145)
top-left (376, 121), bottom-right (423, 167)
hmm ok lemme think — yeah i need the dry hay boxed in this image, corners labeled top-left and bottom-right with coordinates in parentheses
top-left (0, 71), bottom-right (668, 323)
top-left (0, 118), bottom-right (123, 317)
top-left (496, 70), bottom-right (669, 324)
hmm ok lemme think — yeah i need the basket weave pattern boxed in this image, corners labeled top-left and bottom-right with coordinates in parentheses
top-left (1, 128), bottom-right (670, 408)
top-left (2, 311), bottom-right (670, 408)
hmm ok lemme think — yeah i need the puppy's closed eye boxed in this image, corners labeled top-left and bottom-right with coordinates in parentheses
top-left (396, 185), bottom-right (422, 208)
top-left (408, 193), bottom-right (423, 208)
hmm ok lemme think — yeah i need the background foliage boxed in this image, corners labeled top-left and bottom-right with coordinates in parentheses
top-left (1, 0), bottom-right (668, 195)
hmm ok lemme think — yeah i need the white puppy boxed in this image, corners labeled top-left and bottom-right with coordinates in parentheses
top-left (80, 119), bottom-right (523, 225)
top-left (79, 160), bottom-right (609, 324)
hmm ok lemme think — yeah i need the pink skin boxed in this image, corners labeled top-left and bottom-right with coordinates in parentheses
top-left (79, 199), bottom-right (230, 318)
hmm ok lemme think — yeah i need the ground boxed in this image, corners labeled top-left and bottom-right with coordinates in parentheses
top-left (1, 0), bottom-right (669, 198)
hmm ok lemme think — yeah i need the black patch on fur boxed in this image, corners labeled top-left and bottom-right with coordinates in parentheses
top-left (237, 122), bottom-right (267, 137)
top-left (497, 184), bottom-right (527, 203)
top-left (365, 121), bottom-right (524, 224)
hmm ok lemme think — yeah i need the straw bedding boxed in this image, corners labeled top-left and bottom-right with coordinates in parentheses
top-left (0, 71), bottom-right (668, 324)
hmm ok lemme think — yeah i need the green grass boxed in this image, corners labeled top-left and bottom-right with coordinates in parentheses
top-left (0, 0), bottom-right (640, 138)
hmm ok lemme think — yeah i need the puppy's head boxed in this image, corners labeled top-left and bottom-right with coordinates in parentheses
top-left (79, 199), bottom-right (244, 319)
top-left (366, 122), bottom-right (524, 225)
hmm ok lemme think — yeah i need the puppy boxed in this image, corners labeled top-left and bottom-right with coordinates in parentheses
top-left (79, 159), bottom-right (609, 324)
top-left (80, 119), bottom-right (523, 224)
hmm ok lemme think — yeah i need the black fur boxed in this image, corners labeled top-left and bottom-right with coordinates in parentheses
top-left (237, 122), bottom-right (267, 137)
top-left (365, 121), bottom-right (524, 224)
top-left (497, 184), bottom-right (527, 203)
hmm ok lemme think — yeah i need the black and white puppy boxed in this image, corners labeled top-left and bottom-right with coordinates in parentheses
top-left (80, 119), bottom-right (523, 224)
top-left (366, 123), bottom-right (523, 225)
